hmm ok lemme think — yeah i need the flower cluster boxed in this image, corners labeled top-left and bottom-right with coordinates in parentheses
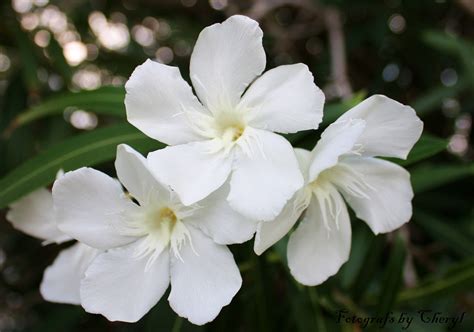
top-left (6, 15), bottom-right (422, 325)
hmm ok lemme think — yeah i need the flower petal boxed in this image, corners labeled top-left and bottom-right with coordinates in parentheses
top-left (190, 15), bottom-right (265, 111)
top-left (229, 128), bottom-right (304, 221)
top-left (40, 243), bottom-right (99, 305)
top-left (185, 183), bottom-right (257, 245)
top-left (254, 189), bottom-right (308, 255)
top-left (331, 156), bottom-right (413, 234)
top-left (115, 144), bottom-right (167, 206)
top-left (337, 95), bottom-right (423, 159)
top-left (125, 59), bottom-right (206, 145)
top-left (287, 191), bottom-right (351, 286)
top-left (308, 119), bottom-right (365, 182)
top-left (168, 226), bottom-right (241, 325)
top-left (253, 148), bottom-right (313, 254)
top-left (54, 168), bottom-right (137, 250)
top-left (147, 141), bottom-right (232, 206)
top-left (80, 239), bottom-right (170, 323)
top-left (242, 64), bottom-right (324, 133)
top-left (6, 188), bottom-right (69, 243)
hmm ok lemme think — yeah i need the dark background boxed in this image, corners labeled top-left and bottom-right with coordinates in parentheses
top-left (0, 0), bottom-right (473, 331)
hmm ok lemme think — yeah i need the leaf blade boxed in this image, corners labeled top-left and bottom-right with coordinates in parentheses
top-left (386, 134), bottom-right (447, 167)
top-left (397, 258), bottom-right (474, 304)
top-left (5, 87), bottom-right (126, 136)
top-left (411, 164), bottom-right (474, 193)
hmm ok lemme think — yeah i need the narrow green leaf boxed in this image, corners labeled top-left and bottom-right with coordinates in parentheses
top-left (423, 30), bottom-right (474, 56)
top-left (411, 164), bottom-right (474, 193)
top-left (287, 282), bottom-right (318, 332)
top-left (0, 123), bottom-right (162, 209)
top-left (46, 37), bottom-right (73, 82)
top-left (308, 288), bottom-right (328, 332)
top-left (288, 92), bottom-right (367, 147)
top-left (412, 77), bottom-right (469, 116)
top-left (338, 224), bottom-right (374, 289)
top-left (397, 258), bottom-right (474, 304)
top-left (4, 86), bottom-right (125, 136)
top-left (386, 134), bottom-right (447, 167)
top-left (11, 20), bottom-right (40, 90)
top-left (423, 30), bottom-right (474, 81)
top-left (414, 210), bottom-right (474, 257)
top-left (322, 91), bottom-right (367, 126)
top-left (375, 235), bottom-right (406, 316)
top-left (350, 234), bottom-right (384, 301)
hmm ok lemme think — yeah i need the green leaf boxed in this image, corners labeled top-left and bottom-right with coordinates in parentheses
top-left (411, 164), bottom-right (474, 193)
top-left (307, 288), bottom-right (328, 332)
top-left (338, 224), bottom-right (374, 289)
top-left (322, 91), bottom-right (367, 126)
top-left (412, 77), bottom-right (469, 116)
top-left (0, 123), bottom-right (162, 209)
top-left (288, 92), bottom-right (367, 147)
top-left (423, 30), bottom-right (474, 83)
top-left (414, 210), bottom-right (474, 257)
top-left (11, 20), bottom-right (40, 90)
top-left (350, 234), bottom-right (385, 301)
top-left (397, 258), bottom-right (474, 304)
top-left (375, 234), bottom-right (406, 316)
top-left (423, 30), bottom-right (474, 56)
top-left (386, 134), bottom-right (447, 167)
top-left (4, 86), bottom-right (126, 136)
top-left (46, 37), bottom-right (73, 82)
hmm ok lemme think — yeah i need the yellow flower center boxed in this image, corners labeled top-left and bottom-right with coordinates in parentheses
top-left (158, 206), bottom-right (177, 227)
top-left (222, 125), bottom-right (245, 142)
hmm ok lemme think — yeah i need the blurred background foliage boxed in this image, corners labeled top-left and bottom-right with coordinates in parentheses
top-left (0, 0), bottom-right (473, 331)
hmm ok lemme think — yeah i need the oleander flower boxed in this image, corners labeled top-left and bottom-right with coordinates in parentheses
top-left (125, 15), bottom-right (325, 221)
top-left (254, 95), bottom-right (423, 285)
top-left (53, 144), bottom-right (253, 324)
top-left (6, 171), bottom-right (100, 305)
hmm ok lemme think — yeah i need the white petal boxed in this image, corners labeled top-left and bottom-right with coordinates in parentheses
top-left (125, 59), bottom-right (206, 145)
top-left (168, 226), bottom-right (241, 325)
top-left (147, 141), bottom-right (232, 206)
top-left (7, 188), bottom-right (69, 243)
top-left (332, 156), bottom-right (413, 234)
top-left (115, 144), bottom-right (167, 206)
top-left (229, 129), bottom-right (303, 221)
top-left (253, 148), bottom-right (312, 254)
top-left (190, 15), bottom-right (265, 111)
top-left (185, 183), bottom-right (257, 245)
top-left (337, 95), bottom-right (423, 159)
top-left (308, 119), bottom-right (366, 182)
top-left (54, 168), bottom-right (137, 250)
top-left (242, 64), bottom-right (324, 133)
top-left (40, 243), bottom-right (99, 305)
top-left (80, 239), bottom-right (170, 323)
top-left (287, 192), bottom-right (351, 286)
top-left (254, 189), bottom-right (309, 255)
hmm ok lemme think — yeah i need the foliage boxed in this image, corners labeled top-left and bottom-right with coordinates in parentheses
top-left (0, 0), bottom-right (473, 331)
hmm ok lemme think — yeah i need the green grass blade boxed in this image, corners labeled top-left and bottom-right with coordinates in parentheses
top-left (0, 123), bottom-right (162, 209)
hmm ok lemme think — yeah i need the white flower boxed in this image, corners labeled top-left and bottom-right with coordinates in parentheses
top-left (6, 171), bottom-right (100, 305)
top-left (53, 144), bottom-right (253, 324)
top-left (254, 95), bottom-right (423, 286)
top-left (125, 15), bottom-right (325, 221)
